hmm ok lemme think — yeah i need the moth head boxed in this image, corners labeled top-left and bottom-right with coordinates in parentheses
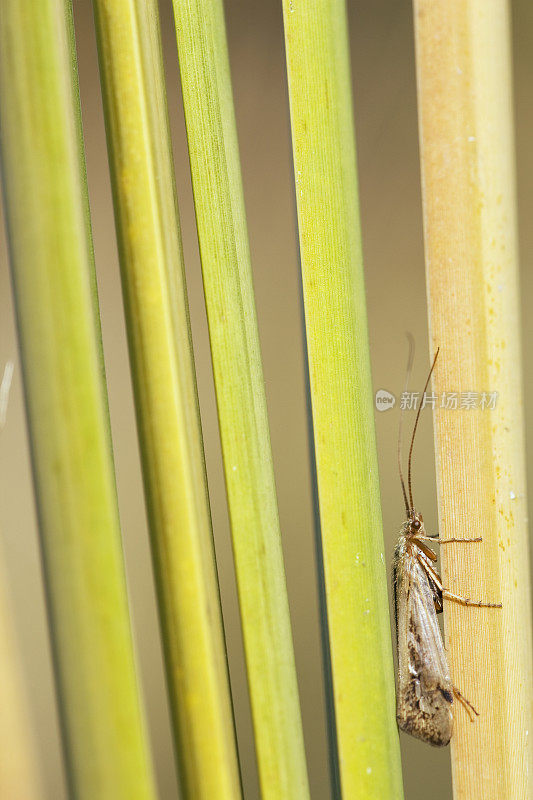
top-left (408, 511), bottom-right (424, 535)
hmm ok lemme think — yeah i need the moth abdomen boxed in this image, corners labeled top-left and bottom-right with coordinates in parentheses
top-left (397, 682), bottom-right (453, 747)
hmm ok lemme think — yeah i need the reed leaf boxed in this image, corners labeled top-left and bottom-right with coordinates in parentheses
top-left (0, 2), bottom-right (156, 797)
top-left (91, 1), bottom-right (242, 797)
top-left (413, 1), bottom-right (532, 796)
top-left (282, 1), bottom-right (404, 797)
top-left (0, 549), bottom-right (42, 799)
top-left (169, 0), bottom-right (310, 797)
top-left (0, 367), bottom-right (41, 799)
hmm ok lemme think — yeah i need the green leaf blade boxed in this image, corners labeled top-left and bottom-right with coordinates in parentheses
top-left (0, 2), bottom-right (157, 798)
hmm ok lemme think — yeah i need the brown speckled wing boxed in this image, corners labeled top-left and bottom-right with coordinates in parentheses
top-left (394, 550), bottom-right (453, 747)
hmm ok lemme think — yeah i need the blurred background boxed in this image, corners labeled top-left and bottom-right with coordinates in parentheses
top-left (0, 0), bottom-right (531, 798)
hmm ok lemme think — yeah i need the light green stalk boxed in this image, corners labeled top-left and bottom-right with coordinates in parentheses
top-left (170, 1), bottom-right (310, 797)
top-left (91, 1), bottom-right (241, 797)
top-left (282, 1), bottom-right (403, 798)
top-left (0, 2), bottom-right (156, 798)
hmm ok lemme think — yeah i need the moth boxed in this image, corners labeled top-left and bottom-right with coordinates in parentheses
top-left (393, 344), bottom-right (502, 746)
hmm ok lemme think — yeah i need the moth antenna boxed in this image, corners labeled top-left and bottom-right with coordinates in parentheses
top-left (398, 333), bottom-right (415, 518)
top-left (407, 346), bottom-right (440, 511)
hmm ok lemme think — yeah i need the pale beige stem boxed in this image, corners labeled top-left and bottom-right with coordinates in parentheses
top-left (414, 1), bottom-right (532, 797)
top-left (0, 554), bottom-right (42, 799)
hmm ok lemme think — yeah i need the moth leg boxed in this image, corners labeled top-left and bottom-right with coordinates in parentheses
top-left (416, 552), bottom-right (442, 585)
top-left (418, 558), bottom-right (503, 608)
top-left (453, 686), bottom-right (479, 722)
top-left (442, 589), bottom-right (502, 609)
top-left (415, 539), bottom-right (438, 562)
top-left (414, 554), bottom-right (444, 612)
top-left (418, 534), bottom-right (483, 545)
top-left (416, 555), bottom-right (502, 609)
top-left (439, 537), bottom-right (483, 544)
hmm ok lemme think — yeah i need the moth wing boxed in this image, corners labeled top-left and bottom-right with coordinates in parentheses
top-left (394, 551), bottom-right (453, 746)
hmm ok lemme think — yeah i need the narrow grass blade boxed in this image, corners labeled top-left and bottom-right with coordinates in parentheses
top-left (0, 364), bottom-right (42, 798)
top-left (413, 1), bottom-right (532, 796)
top-left (282, 1), bottom-right (404, 797)
top-left (0, 2), bottom-right (157, 797)
top-left (169, 1), bottom-right (310, 797)
top-left (91, 1), bottom-right (242, 797)
top-left (0, 551), bottom-right (42, 799)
